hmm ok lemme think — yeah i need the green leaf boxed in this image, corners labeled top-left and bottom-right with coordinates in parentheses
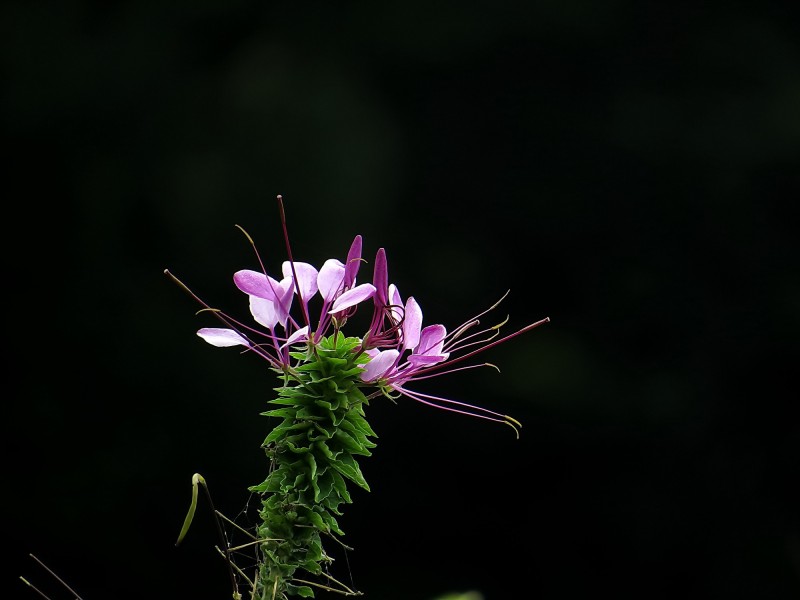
top-left (262, 408), bottom-right (299, 419)
top-left (333, 428), bottom-right (372, 457)
top-left (329, 469), bottom-right (352, 503)
top-left (301, 507), bottom-right (328, 532)
top-left (331, 453), bottom-right (370, 491)
top-left (305, 452), bottom-right (317, 481)
top-left (300, 559), bottom-right (322, 575)
top-left (339, 419), bottom-right (377, 449)
top-left (314, 469), bottom-right (334, 503)
top-left (347, 411), bottom-right (377, 437)
top-left (321, 510), bottom-right (344, 535)
top-left (291, 585), bottom-right (314, 598)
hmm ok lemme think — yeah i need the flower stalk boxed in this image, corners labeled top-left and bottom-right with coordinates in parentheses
top-left (166, 196), bottom-right (549, 599)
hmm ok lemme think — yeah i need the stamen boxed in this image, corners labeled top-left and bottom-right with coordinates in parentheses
top-left (164, 269), bottom-right (283, 368)
top-left (414, 317), bottom-right (551, 378)
top-left (276, 194), bottom-right (311, 329)
top-left (446, 289), bottom-right (511, 343)
top-left (393, 385), bottom-right (521, 436)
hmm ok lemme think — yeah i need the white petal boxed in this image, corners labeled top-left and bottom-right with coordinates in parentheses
top-left (318, 259), bottom-right (345, 302)
top-left (249, 295), bottom-right (279, 329)
top-left (283, 326), bottom-right (310, 348)
top-left (329, 283), bottom-right (376, 313)
top-left (197, 328), bottom-right (249, 347)
top-left (388, 284), bottom-right (404, 322)
top-left (282, 261), bottom-right (319, 301)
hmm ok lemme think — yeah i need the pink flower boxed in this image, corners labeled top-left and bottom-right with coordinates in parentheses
top-left (360, 291), bottom-right (549, 436)
top-left (181, 233), bottom-right (377, 368)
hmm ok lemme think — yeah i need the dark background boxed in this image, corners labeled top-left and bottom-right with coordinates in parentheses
top-left (5, 2), bottom-right (799, 599)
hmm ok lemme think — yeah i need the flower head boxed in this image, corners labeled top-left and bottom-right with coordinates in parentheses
top-left (360, 288), bottom-right (549, 435)
top-left (165, 196), bottom-right (549, 436)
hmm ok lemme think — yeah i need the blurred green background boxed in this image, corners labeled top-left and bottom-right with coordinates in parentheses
top-left (5, 1), bottom-right (799, 599)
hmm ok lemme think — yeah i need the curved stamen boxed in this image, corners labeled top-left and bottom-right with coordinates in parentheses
top-left (392, 385), bottom-right (521, 437)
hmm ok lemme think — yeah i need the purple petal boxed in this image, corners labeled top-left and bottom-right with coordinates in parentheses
top-left (344, 235), bottom-right (363, 287)
top-left (284, 326), bottom-right (309, 348)
top-left (233, 270), bottom-right (280, 300)
top-left (281, 261), bottom-right (319, 302)
top-left (197, 328), bottom-right (249, 347)
top-left (329, 283), bottom-right (376, 313)
top-left (360, 349), bottom-right (399, 382)
top-left (388, 284), bottom-right (403, 323)
top-left (249, 295), bottom-right (279, 330)
top-left (416, 324), bottom-right (447, 356)
top-left (318, 259), bottom-right (346, 302)
top-left (402, 296), bottom-right (422, 351)
top-left (372, 248), bottom-right (388, 305)
top-left (407, 352), bottom-right (449, 367)
top-left (272, 277), bottom-right (295, 326)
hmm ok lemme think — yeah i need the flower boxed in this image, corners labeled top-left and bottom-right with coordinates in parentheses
top-left (359, 288), bottom-right (549, 436)
top-left (178, 232), bottom-right (377, 369)
top-left (165, 198), bottom-right (549, 436)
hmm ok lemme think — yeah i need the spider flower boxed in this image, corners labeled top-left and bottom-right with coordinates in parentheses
top-left (166, 198), bottom-right (549, 599)
top-left (188, 233), bottom-right (377, 368)
top-left (166, 218), bottom-right (548, 436)
top-left (359, 287), bottom-right (549, 435)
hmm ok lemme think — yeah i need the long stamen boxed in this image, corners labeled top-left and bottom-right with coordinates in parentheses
top-left (398, 361), bottom-right (500, 382)
top-left (164, 269), bottom-right (282, 368)
top-left (393, 385), bottom-right (521, 437)
top-left (277, 194), bottom-right (312, 330)
top-left (235, 220), bottom-right (303, 336)
top-left (446, 290), bottom-right (511, 343)
top-left (444, 318), bottom-right (507, 354)
top-left (412, 317), bottom-right (551, 378)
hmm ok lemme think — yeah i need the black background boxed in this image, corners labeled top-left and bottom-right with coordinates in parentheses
top-left (5, 2), bottom-right (799, 599)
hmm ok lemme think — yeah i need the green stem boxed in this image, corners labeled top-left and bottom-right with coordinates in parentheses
top-left (249, 333), bottom-right (377, 599)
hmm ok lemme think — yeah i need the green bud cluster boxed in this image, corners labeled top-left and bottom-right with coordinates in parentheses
top-left (249, 332), bottom-right (377, 599)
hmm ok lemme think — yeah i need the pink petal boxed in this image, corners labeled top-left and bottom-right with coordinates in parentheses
top-left (344, 235), bottom-right (363, 288)
top-left (284, 326), bottom-right (309, 348)
top-left (249, 295), bottom-right (279, 330)
top-left (233, 270), bottom-right (280, 300)
top-left (318, 259), bottom-right (346, 302)
top-left (281, 261), bottom-right (319, 301)
top-left (407, 352), bottom-right (449, 367)
top-left (388, 284), bottom-right (403, 323)
top-left (416, 324), bottom-right (447, 356)
top-left (402, 296), bottom-right (423, 351)
top-left (329, 283), bottom-right (376, 313)
top-left (360, 349), bottom-right (399, 382)
top-left (197, 328), bottom-right (249, 347)
top-left (372, 248), bottom-right (388, 305)
top-left (271, 278), bottom-right (295, 327)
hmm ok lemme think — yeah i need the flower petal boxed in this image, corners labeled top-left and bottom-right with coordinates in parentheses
top-left (233, 270), bottom-right (280, 300)
top-left (416, 324), bottom-right (447, 356)
top-left (344, 235), bottom-right (363, 288)
top-left (388, 284), bottom-right (403, 323)
top-left (329, 283), bottom-right (376, 313)
top-left (272, 277), bottom-right (295, 326)
top-left (197, 328), bottom-right (249, 347)
top-left (402, 296), bottom-right (422, 351)
top-left (372, 248), bottom-right (388, 305)
top-left (318, 259), bottom-right (346, 302)
top-left (360, 349), bottom-right (400, 382)
top-left (281, 261), bottom-right (319, 302)
top-left (284, 325), bottom-right (310, 348)
top-left (407, 352), bottom-right (449, 367)
top-left (249, 295), bottom-right (279, 330)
